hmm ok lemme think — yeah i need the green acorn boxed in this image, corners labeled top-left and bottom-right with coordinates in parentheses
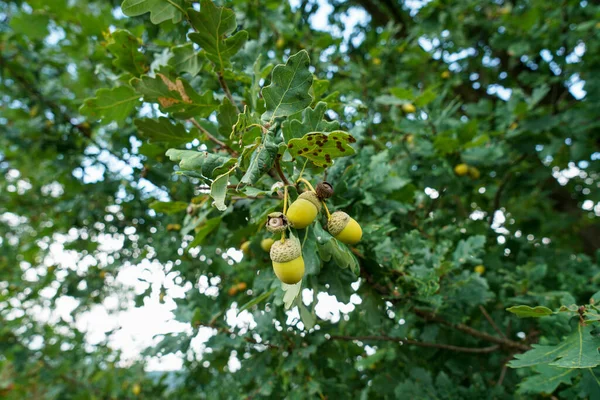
top-left (270, 237), bottom-right (305, 284)
top-left (286, 191), bottom-right (321, 229)
top-left (327, 211), bottom-right (362, 245)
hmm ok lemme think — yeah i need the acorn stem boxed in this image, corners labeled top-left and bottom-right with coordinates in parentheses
top-left (297, 159), bottom-right (309, 181)
top-left (283, 186), bottom-right (289, 214)
top-left (297, 178), bottom-right (315, 192)
top-left (322, 201), bottom-right (332, 220)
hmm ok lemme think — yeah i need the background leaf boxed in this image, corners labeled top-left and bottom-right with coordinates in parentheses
top-left (121, 0), bottom-right (185, 24)
top-left (80, 86), bottom-right (140, 123)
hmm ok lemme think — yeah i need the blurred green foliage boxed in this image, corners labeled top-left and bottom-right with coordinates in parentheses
top-left (1, 0), bottom-right (600, 398)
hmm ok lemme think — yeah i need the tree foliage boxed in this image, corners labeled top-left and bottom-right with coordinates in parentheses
top-left (1, 0), bottom-right (600, 398)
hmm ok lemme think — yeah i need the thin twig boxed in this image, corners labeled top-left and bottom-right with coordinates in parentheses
top-left (479, 305), bottom-right (507, 338)
top-left (189, 119), bottom-right (238, 156)
top-left (274, 158), bottom-right (290, 185)
top-left (497, 362), bottom-right (508, 386)
top-left (218, 71), bottom-right (241, 113)
top-left (198, 322), bottom-right (280, 350)
top-left (489, 154), bottom-right (528, 227)
top-left (330, 335), bottom-right (500, 354)
top-left (414, 309), bottom-right (530, 351)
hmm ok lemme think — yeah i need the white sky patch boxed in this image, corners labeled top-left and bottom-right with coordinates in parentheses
top-left (424, 187), bottom-right (439, 199)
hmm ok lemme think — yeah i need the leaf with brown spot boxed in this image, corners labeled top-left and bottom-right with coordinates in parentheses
top-left (131, 72), bottom-right (218, 119)
top-left (287, 130), bottom-right (356, 167)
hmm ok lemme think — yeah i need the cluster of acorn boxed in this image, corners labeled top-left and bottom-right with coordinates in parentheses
top-left (454, 163), bottom-right (480, 179)
top-left (261, 181), bottom-right (362, 285)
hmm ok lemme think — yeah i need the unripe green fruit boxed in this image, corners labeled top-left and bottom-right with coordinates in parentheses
top-left (402, 103), bottom-right (416, 113)
top-left (286, 191), bottom-right (321, 229)
top-left (241, 241), bottom-right (251, 254)
top-left (328, 211), bottom-right (362, 245)
top-left (270, 237), bottom-right (304, 284)
top-left (468, 166), bottom-right (481, 179)
top-left (454, 163), bottom-right (469, 176)
top-left (261, 238), bottom-right (274, 252)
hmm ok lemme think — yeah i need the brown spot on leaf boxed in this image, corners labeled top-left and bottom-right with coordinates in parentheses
top-left (288, 143), bottom-right (293, 148)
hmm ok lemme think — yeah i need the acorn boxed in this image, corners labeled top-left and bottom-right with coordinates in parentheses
top-left (286, 191), bottom-right (321, 229)
top-left (327, 211), bottom-right (362, 245)
top-left (261, 238), bottom-right (274, 252)
top-left (402, 103), bottom-right (416, 113)
top-left (454, 163), bottom-right (469, 176)
top-left (270, 237), bottom-right (305, 284)
top-left (315, 181), bottom-right (334, 200)
top-left (241, 241), bottom-right (251, 254)
top-left (468, 167), bottom-right (481, 179)
top-left (266, 212), bottom-right (288, 233)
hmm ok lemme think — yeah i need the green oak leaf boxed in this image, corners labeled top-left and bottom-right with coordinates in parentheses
top-left (188, 0), bottom-right (248, 72)
top-left (189, 217), bottom-right (221, 247)
top-left (507, 305), bottom-right (554, 318)
top-left (121, 0), bottom-right (185, 24)
top-left (217, 98), bottom-right (238, 139)
top-left (240, 136), bottom-right (279, 185)
top-left (239, 288), bottom-right (277, 313)
top-left (165, 149), bottom-right (236, 178)
top-left (287, 130), bottom-right (356, 167)
top-left (131, 73), bottom-right (217, 119)
top-left (211, 166), bottom-right (236, 211)
top-left (149, 201), bottom-right (188, 214)
top-left (282, 101), bottom-right (339, 142)
top-left (10, 12), bottom-right (49, 40)
top-left (231, 106), bottom-right (261, 144)
top-left (452, 235), bottom-right (486, 265)
top-left (262, 50), bottom-right (313, 122)
top-left (282, 281), bottom-right (302, 310)
top-left (134, 117), bottom-right (197, 146)
top-left (106, 30), bottom-right (148, 76)
top-left (80, 86), bottom-right (140, 123)
top-left (509, 324), bottom-right (600, 369)
top-left (302, 233), bottom-right (321, 276)
top-left (169, 43), bottom-right (204, 77)
top-left (517, 365), bottom-right (576, 395)
top-left (314, 223), bottom-right (359, 275)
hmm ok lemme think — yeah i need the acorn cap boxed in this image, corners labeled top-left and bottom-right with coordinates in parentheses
top-left (327, 211), bottom-right (350, 236)
top-left (270, 237), bottom-right (302, 263)
top-left (298, 191), bottom-right (322, 211)
top-left (315, 181), bottom-right (334, 199)
top-left (266, 212), bottom-right (288, 233)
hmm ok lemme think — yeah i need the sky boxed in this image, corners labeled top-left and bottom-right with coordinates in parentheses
top-left (4, 0), bottom-right (597, 374)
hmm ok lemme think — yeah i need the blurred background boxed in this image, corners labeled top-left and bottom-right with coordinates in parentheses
top-left (1, 0), bottom-right (599, 398)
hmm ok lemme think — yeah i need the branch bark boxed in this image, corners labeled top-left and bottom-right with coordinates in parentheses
top-left (189, 118), bottom-right (238, 156)
top-left (414, 309), bottom-right (530, 352)
top-left (218, 71), bottom-right (241, 114)
top-left (330, 335), bottom-right (500, 354)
